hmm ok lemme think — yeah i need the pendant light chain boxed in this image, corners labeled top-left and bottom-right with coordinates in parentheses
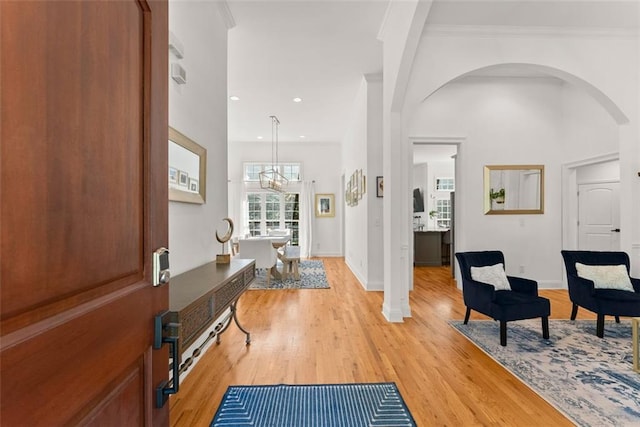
top-left (270, 115), bottom-right (280, 171)
top-left (259, 115), bottom-right (287, 193)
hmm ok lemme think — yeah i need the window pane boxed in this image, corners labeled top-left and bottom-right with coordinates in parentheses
top-left (282, 164), bottom-right (301, 181)
top-left (247, 163), bottom-right (301, 182)
top-left (436, 177), bottom-right (454, 191)
top-left (284, 193), bottom-right (299, 220)
top-left (436, 199), bottom-right (451, 228)
top-left (245, 164), bottom-right (267, 181)
top-left (285, 221), bottom-right (299, 245)
top-left (265, 194), bottom-right (280, 221)
top-left (248, 222), bottom-right (261, 236)
top-left (284, 193), bottom-right (300, 244)
top-left (245, 192), bottom-right (300, 244)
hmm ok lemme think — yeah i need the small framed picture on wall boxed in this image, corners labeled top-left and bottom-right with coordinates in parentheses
top-left (315, 193), bottom-right (335, 217)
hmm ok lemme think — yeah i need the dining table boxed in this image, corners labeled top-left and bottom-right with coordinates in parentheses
top-left (245, 235), bottom-right (291, 279)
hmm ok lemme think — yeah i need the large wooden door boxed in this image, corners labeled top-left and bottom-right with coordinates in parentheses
top-left (1, 1), bottom-right (169, 425)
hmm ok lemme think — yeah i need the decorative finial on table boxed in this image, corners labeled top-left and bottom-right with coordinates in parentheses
top-left (215, 217), bottom-right (234, 264)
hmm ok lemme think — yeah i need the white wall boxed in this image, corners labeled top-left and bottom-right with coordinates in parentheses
top-left (169, 1), bottom-right (229, 276)
top-left (227, 140), bottom-right (342, 257)
top-left (366, 77), bottom-right (384, 291)
top-left (561, 83), bottom-right (620, 161)
top-left (408, 76), bottom-right (620, 287)
top-left (341, 75), bottom-right (384, 290)
top-left (168, 2), bottom-right (231, 381)
top-left (343, 78), bottom-right (369, 282)
top-left (403, 27), bottom-right (639, 280)
top-left (576, 161), bottom-right (619, 183)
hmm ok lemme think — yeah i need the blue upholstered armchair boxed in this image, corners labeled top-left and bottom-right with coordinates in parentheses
top-left (560, 250), bottom-right (640, 338)
top-left (455, 251), bottom-right (550, 346)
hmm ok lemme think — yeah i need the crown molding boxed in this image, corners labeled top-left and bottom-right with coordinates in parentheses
top-left (215, 1), bottom-right (236, 30)
top-left (562, 152), bottom-right (619, 169)
top-left (410, 136), bottom-right (466, 144)
top-left (424, 24), bottom-right (638, 39)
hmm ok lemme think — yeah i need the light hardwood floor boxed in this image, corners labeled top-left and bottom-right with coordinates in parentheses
top-left (170, 257), bottom-right (594, 426)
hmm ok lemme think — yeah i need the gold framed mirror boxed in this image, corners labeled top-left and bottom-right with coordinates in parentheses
top-left (483, 165), bottom-right (544, 214)
top-left (169, 127), bottom-right (206, 204)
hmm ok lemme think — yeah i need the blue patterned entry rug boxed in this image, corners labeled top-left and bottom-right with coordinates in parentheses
top-left (450, 319), bottom-right (640, 426)
top-left (250, 259), bottom-right (329, 290)
top-left (210, 383), bottom-right (416, 426)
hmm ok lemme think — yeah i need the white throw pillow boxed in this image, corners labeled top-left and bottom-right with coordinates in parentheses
top-left (471, 263), bottom-right (511, 291)
top-left (575, 263), bottom-right (634, 292)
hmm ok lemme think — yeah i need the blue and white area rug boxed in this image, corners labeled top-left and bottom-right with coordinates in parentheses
top-left (450, 319), bottom-right (640, 426)
top-left (250, 259), bottom-right (329, 289)
top-left (210, 382), bottom-right (416, 426)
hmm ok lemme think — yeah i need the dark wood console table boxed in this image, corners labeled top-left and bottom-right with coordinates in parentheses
top-left (169, 258), bottom-right (255, 374)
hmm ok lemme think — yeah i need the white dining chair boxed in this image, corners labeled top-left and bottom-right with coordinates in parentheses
top-left (236, 238), bottom-right (278, 286)
top-left (268, 229), bottom-right (291, 237)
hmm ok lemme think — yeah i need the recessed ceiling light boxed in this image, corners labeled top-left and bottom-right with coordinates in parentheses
top-left (293, 97), bottom-right (302, 103)
top-left (257, 136), bottom-right (263, 140)
top-left (229, 96), bottom-right (240, 101)
top-left (299, 135), bottom-right (306, 139)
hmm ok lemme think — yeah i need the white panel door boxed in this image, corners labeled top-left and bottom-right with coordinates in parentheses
top-left (578, 182), bottom-right (620, 250)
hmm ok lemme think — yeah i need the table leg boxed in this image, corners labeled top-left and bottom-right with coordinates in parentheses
top-left (270, 265), bottom-right (282, 280)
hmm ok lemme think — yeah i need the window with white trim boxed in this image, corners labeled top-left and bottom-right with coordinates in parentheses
top-left (435, 177), bottom-right (454, 191)
top-left (243, 163), bottom-right (302, 182)
top-left (246, 192), bottom-right (300, 245)
top-left (436, 199), bottom-right (451, 228)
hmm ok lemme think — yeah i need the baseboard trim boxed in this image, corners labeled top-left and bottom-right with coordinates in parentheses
top-left (537, 280), bottom-right (565, 290)
top-left (382, 302), bottom-right (405, 323)
top-left (367, 280), bottom-right (383, 291)
top-left (311, 252), bottom-right (343, 257)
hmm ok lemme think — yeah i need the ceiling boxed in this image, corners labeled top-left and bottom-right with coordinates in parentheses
top-left (426, 0), bottom-right (639, 30)
top-left (226, 0), bottom-right (638, 146)
top-left (227, 1), bottom-right (388, 144)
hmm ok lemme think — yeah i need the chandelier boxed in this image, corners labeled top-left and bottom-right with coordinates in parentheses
top-left (259, 115), bottom-right (288, 193)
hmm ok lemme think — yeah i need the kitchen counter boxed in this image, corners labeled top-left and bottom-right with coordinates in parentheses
top-left (414, 229), bottom-right (451, 266)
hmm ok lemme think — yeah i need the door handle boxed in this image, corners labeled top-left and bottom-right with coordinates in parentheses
top-left (153, 248), bottom-right (170, 287)
top-left (610, 228), bottom-right (621, 232)
top-left (154, 310), bottom-right (181, 408)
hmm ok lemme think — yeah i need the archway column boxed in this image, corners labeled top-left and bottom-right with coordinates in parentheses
top-left (379, 0), bottom-right (432, 321)
top-left (382, 111), bottom-right (411, 321)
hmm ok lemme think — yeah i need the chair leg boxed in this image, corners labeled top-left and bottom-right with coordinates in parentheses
top-left (463, 307), bottom-right (471, 324)
top-left (500, 321), bottom-right (507, 346)
top-left (615, 316), bottom-right (620, 323)
top-left (570, 304), bottom-right (578, 320)
top-left (542, 316), bottom-right (549, 339)
top-left (266, 269), bottom-right (271, 287)
top-left (596, 314), bottom-right (605, 338)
